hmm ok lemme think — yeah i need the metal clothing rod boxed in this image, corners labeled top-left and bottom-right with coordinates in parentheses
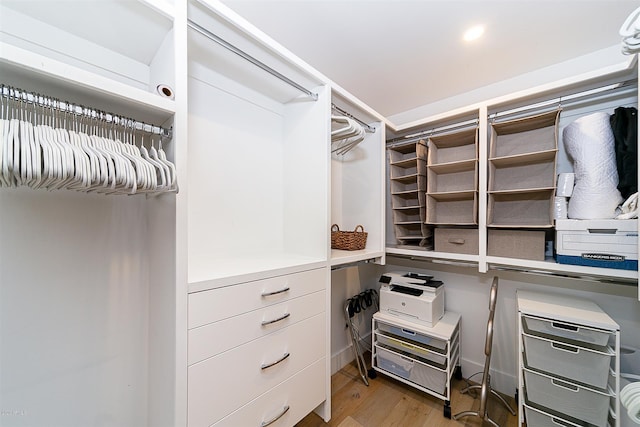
top-left (490, 264), bottom-right (638, 285)
top-left (331, 104), bottom-right (376, 133)
top-left (187, 19), bottom-right (318, 101)
top-left (387, 118), bottom-right (478, 147)
top-left (1, 85), bottom-right (172, 138)
top-left (490, 78), bottom-right (638, 122)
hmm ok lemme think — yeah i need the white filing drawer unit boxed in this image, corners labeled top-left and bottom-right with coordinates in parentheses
top-left (517, 291), bottom-right (620, 427)
top-left (187, 268), bottom-right (327, 427)
top-left (372, 311), bottom-right (461, 418)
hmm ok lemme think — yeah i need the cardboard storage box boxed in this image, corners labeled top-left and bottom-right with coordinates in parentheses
top-left (487, 229), bottom-right (545, 260)
top-left (555, 219), bottom-right (638, 270)
top-left (434, 227), bottom-right (478, 255)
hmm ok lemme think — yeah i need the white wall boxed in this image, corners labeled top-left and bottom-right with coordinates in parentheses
top-left (329, 259), bottom-right (640, 398)
top-left (388, 45), bottom-right (629, 127)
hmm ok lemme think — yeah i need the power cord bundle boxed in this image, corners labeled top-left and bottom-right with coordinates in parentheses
top-left (344, 289), bottom-right (378, 386)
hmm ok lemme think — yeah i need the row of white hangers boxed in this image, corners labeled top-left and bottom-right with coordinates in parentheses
top-left (0, 86), bottom-right (177, 195)
top-left (331, 115), bottom-right (366, 155)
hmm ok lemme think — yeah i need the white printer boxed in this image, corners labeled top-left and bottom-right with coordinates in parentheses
top-left (378, 272), bottom-right (444, 327)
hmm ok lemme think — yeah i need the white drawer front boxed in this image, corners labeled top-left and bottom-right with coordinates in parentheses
top-left (189, 268), bottom-right (326, 329)
top-left (212, 359), bottom-right (326, 427)
top-left (189, 290), bottom-right (325, 365)
top-left (188, 313), bottom-right (325, 427)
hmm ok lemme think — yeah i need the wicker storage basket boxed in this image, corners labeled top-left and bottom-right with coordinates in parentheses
top-left (331, 224), bottom-right (368, 250)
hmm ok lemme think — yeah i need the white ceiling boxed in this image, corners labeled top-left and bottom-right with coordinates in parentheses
top-left (222, 0), bottom-right (639, 118)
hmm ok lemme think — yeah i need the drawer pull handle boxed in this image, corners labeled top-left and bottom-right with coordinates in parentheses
top-left (261, 312), bottom-right (291, 326)
top-left (448, 238), bottom-right (465, 245)
top-left (551, 378), bottom-right (580, 392)
top-left (401, 328), bottom-right (416, 336)
top-left (261, 352), bottom-right (290, 370)
top-left (261, 287), bottom-right (290, 297)
top-left (551, 417), bottom-right (574, 427)
top-left (551, 322), bottom-right (579, 332)
top-left (260, 405), bottom-right (290, 427)
top-left (551, 342), bottom-right (579, 354)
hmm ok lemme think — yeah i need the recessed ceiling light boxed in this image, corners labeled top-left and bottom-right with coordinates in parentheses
top-left (463, 25), bottom-right (485, 42)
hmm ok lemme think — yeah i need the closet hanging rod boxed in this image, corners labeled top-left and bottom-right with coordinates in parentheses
top-left (187, 19), bottom-right (318, 101)
top-left (489, 264), bottom-right (638, 285)
top-left (490, 78), bottom-right (638, 122)
top-left (386, 118), bottom-right (479, 147)
top-left (331, 104), bottom-right (376, 133)
top-left (1, 85), bottom-right (172, 138)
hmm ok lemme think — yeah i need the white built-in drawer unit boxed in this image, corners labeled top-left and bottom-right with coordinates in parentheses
top-left (188, 268), bottom-right (326, 328)
top-left (212, 359), bottom-right (326, 427)
top-left (517, 291), bottom-right (620, 427)
top-left (188, 290), bottom-right (325, 365)
top-left (188, 313), bottom-right (325, 427)
top-left (187, 267), bottom-right (327, 427)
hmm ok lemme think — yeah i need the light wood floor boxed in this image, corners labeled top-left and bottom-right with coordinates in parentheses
top-left (296, 361), bottom-right (519, 427)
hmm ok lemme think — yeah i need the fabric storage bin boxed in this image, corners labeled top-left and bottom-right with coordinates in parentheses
top-left (523, 333), bottom-right (613, 389)
top-left (488, 150), bottom-right (556, 192)
top-left (489, 110), bottom-right (560, 158)
top-left (487, 229), bottom-right (546, 260)
top-left (392, 207), bottom-right (421, 223)
top-left (390, 175), bottom-right (425, 193)
top-left (524, 368), bottom-right (611, 427)
top-left (377, 322), bottom-right (447, 350)
top-left (375, 346), bottom-right (447, 394)
top-left (377, 334), bottom-right (447, 366)
top-left (434, 227), bottom-right (479, 255)
top-left (426, 192), bottom-right (477, 225)
top-left (487, 190), bottom-right (554, 227)
top-left (524, 404), bottom-right (585, 427)
top-left (523, 315), bottom-right (611, 347)
top-left (427, 161), bottom-right (477, 193)
top-left (388, 140), bottom-right (427, 163)
top-left (427, 128), bottom-right (477, 165)
top-left (389, 161), bottom-right (426, 179)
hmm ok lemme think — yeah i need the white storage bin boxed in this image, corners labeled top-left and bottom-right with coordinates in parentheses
top-left (523, 333), bottom-right (613, 389)
top-left (375, 346), bottom-right (447, 394)
top-left (524, 404), bottom-right (585, 427)
top-left (523, 315), bottom-right (611, 347)
top-left (524, 368), bottom-right (611, 427)
top-left (377, 322), bottom-right (447, 350)
top-left (555, 219), bottom-right (638, 271)
top-left (377, 334), bottom-right (447, 366)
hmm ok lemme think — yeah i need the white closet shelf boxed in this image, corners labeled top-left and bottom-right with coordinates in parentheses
top-left (188, 255), bottom-right (327, 293)
top-left (330, 249), bottom-right (385, 267)
top-left (0, 43), bottom-right (175, 122)
top-left (386, 246), bottom-right (479, 264)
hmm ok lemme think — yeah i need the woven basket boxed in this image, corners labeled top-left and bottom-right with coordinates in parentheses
top-left (331, 224), bottom-right (368, 250)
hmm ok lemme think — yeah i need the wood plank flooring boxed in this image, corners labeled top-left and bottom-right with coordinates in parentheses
top-left (296, 361), bottom-right (519, 427)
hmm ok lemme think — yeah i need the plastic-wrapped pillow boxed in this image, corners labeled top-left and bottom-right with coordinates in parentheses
top-left (563, 112), bottom-right (623, 219)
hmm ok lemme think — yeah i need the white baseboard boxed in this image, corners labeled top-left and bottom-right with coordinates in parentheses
top-left (331, 332), bottom-right (372, 375)
top-left (459, 357), bottom-right (518, 398)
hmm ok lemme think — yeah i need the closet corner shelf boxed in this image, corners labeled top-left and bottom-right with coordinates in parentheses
top-left (385, 246), bottom-right (479, 264)
top-left (0, 43), bottom-right (176, 117)
top-left (330, 249), bottom-right (384, 267)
